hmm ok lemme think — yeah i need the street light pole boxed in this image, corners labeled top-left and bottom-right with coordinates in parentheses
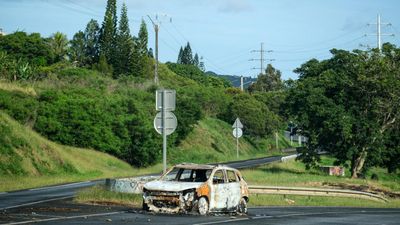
top-left (147, 15), bottom-right (159, 85)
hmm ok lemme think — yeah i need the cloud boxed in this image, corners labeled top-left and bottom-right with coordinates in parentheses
top-left (218, 0), bottom-right (252, 13)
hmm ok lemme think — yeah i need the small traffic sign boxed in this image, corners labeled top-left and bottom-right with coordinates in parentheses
top-left (233, 128), bottom-right (243, 138)
top-left (232, 118), bottom-right (243, 129)
top-left (154, 111), bottom-right (177, 135)
top-left (156, 89), bottom-right (176, 111)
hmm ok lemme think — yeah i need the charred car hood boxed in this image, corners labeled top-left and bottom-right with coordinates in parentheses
top-left (144, 180), bottom-right (203, 192)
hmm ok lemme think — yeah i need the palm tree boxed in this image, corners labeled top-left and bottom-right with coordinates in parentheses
top-left (50, 32), bottom-right (68, 62)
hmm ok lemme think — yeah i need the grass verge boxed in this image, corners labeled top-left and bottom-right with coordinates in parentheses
top-left (75, 157), bottom-right (400, 208)
top-left (75, 185), bottom-right (143, 207)
top-left (248, 194), bottom-right (400, 208)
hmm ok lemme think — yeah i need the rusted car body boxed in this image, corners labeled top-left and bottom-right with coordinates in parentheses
top-left (142, 163), bottom-right (249, 215)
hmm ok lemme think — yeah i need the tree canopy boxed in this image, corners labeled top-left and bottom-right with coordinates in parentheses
top-left (287, 45), bottom-right (400, 177)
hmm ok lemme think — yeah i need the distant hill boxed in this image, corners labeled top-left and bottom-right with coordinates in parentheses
top-left (205, 71), bottom-right (257, 88)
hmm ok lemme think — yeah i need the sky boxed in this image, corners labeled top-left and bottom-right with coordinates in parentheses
top-left (1, 0), bottom-right (400, 80)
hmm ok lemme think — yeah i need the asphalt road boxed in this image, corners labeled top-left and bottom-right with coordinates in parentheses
top-left (0, 155), bottom-right (286, 211)
top-left (1, 198), bottom-right (399, 225)
top-left (0, 181), bottom-right (103, 211)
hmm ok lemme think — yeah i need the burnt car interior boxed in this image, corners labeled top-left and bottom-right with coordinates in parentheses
top-left (162, 168), bottom-right (212, 182)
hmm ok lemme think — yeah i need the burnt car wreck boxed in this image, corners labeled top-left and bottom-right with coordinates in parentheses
top-left (142, 163), bottom-right (249, 215)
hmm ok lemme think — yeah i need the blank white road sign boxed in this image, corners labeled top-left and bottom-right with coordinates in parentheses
top-left (154, 111), bottom-right (177, 135)
top-left (156, 89), bottom-right (176, 111)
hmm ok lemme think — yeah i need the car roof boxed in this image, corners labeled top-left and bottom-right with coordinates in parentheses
top-left (173, 163), bottom-right (237, 171)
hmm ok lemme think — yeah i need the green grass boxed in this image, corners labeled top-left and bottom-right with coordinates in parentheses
top-left (0, 112), bottom-right (162, 192)
top-left (242, 157), bottom-right (400, 207)
top-left (249, 194), bottom-right (400, 208)
top-left (168, 117), bottom-right (292, 165)
top-left (75, 185), bottom-right (143, 207)
top-left (241, 157), bottom-right (400, 193)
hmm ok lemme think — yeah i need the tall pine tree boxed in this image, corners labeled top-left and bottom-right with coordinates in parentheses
top-left (193, 53), bottom-right (199, 67)
top-left (115, 3), bottom-right (134, 77)
top-left (137, 20), bottom-right (148, 57)
top-left (99, 0), bottom-right (117, 69)
top-left (181, 42), bottom-right (193, 65)
top-left (177, 47), bottom-right (183, 64)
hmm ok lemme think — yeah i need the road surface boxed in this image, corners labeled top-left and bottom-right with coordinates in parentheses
top-left (0, 155), bottom-right (285, 211)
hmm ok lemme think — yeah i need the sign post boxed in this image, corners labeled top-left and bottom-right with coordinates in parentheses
top-left (154, 89), bottom-right (177, 173)
top-left (232, 118), bottom-right (243, 159)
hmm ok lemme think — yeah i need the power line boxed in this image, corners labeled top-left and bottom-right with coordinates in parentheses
top-left (42, 0), bottom-right (102, 19)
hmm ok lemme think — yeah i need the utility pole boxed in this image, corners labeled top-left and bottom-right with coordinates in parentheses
top-left (367, 14), bottom-right (394, 52)
top-left (147, 15), bottom-right (160, 85)
top-left (240, 76), bottom-right (244, 91)
top-left (250, 42), bottom-right (274, 75)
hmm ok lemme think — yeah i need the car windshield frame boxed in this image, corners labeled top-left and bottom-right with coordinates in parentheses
top-left (160, 167), bottom-right (212, 182)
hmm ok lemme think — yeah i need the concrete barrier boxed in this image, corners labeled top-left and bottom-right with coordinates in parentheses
top-left (281, 154), bottom-right (300, 162)
top-left (105, 176), bottom-right (158, 194)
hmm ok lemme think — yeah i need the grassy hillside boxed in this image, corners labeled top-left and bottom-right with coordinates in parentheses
top-left (169, 117), bottom-right (292, 164)
top-left (0, 112), bottom-right (140, 191)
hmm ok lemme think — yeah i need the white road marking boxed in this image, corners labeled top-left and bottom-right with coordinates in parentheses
top-left (0, 192), bottom-right (7, 195)
top-left (192, 217), bottom-right (249, 225)
top-left (3, 211), bottom-right (126, 225)
top-left (193, 210), bottom-right (400, 225)
top-left (0, 196), bottom-right (71, 211)
top-left (28, 181), bottom-right (90, 191)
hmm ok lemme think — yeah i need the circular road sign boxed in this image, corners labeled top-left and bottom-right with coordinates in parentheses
top-left (233, 128), bottom-right (243, 138)
top-left (154, 111), bottom-right (177, 135)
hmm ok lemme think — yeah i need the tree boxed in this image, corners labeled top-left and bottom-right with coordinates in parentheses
top-left (114, 3), bottom-right (133, 77)
top-left (69, 31), bottom-right (86, 66)
top-left (222, 93), bottom-right (279, 137)
top-left (249, 64), bottom-right (284, 92)
top-left (0, 31), bottom-right (53, 66)
top-left (84, 19), bottom-right (100, 65)
top-left (49, 32), bottom-right (68, 62)
top-left (193, 53), bottom-right (199, 67)
top-left (181, 42), bottom-right (193, 65)
top-left (287, 46), bottom-right (400, 178)
top-left (137, 19), bottom-right (148, 57)
top-left (99, 0), bottom-right (117, 67)
top-left (177, 47), bottom-right (183, 64)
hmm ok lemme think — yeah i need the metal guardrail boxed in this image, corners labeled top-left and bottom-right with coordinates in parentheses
top-left (248, 185), bottom-right (388, 202)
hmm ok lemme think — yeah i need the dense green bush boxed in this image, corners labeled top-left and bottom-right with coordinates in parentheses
top-left (0, 90), bottom-right (38, 125)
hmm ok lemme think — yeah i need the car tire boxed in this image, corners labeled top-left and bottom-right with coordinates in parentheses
top-left (198, 197), bottom-right (209, 215)
top-left (237, 198), bottom-right (247, 214)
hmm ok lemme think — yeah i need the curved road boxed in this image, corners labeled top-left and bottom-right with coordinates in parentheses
top-left (0, 155), bottom-right (285, 211)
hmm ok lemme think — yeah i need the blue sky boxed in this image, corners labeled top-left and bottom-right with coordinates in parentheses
top-left (1, 0), bottom-right (400, 79)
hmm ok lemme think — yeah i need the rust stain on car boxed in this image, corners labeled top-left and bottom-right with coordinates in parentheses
top-left (196, 183), bottom-right (210, 199)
